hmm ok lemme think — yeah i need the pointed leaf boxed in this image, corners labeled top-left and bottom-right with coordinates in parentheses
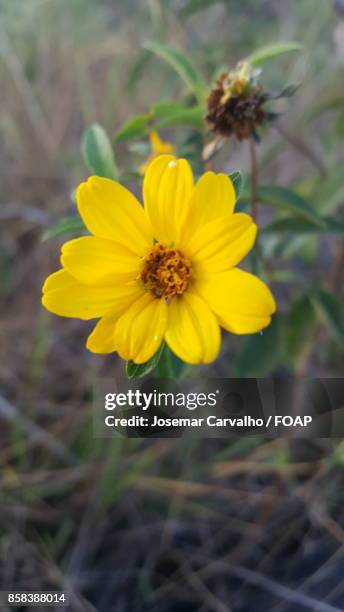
top-left (152, 100), bottom-right (185, 117)
top-left (155, 105), bottom-right (204, 130)
top-left (283, 296), bottom-right (316, 363)
top-left (153, 344), bottom-right (186, 378)
top-left (268, 84), bottom-right (300, 99)
top-left (144, 41), bottom-right (204, 98)
top-left (336, 110), bottom-right (344, 139)
top-left (254, 185), bottom-right (325, 226)
top-left (247, 42), bottom-right (303, 67)
top-left (126, 343), bottom-right (165, 379)
top-left (42, 215), bottom-right (86, 242)
top-left (180, 0), bottom-right (217, 17)
top-left (229, 171), bottom-right (244, 200)
top-left (263, 216), bottom-right (344, 236)
top-left (307, 96), bottom-right (344, 121)
top-left (82, 124), bottom-right (118, 179)
top-left (235, 316), bottom-right (281, 377)
top-left (311, 290), bottom-right (344, 345)
top-left (115, 114), bottom-right (152, 143)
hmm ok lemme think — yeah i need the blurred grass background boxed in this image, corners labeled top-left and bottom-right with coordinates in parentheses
top-left (0, 0), bottom-right (344, 610)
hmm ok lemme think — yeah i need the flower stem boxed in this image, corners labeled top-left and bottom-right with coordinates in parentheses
top-left (248, 136), bottom-right (274, 282)
top-left (249, 136), bottom-right (258, 222)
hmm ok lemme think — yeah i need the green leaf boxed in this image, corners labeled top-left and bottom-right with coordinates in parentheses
top-left (283, 296), bottom-right (316, 363)
top-left (155, 105), bottom-right (204, 131)
top-left (126, 343), bottom-right (165, 379)
top-left (229, 171), bottom-right (244, 199)
top-left (152, 100), bottom-right (185, 117)
top-left (41, 215), bottom-right (86, 242)
top-left (336, 110), bottom-right (344, 139)
top-left (263, 216), bottom-right (344, 236)
top-left (253, 185), bottom-right (325, 227)
top-left (235, 316), bottom-right (281, 377)
top-left (268, 84), bottom-right (300, 99)
top-left (312, 167), bottom-right (344, 214)
top-left (82, 123), bottom-right (118, 179)
top-left (126, 49), bottom-right (152, 92)
top-left (180, 0), bottom-right (217, 17)
top-left (311, 290), bottom-right (344, 345)
top-left (153, 344), bottom-right (187, 378)
top-left (115, 114), bottom-right (152, 143)
top-left (307, 95), bottom-right (344, 122)
top-left (143, 41), bottom-right (204, 98)
top-left (247, 42), bottom-right (303, 67)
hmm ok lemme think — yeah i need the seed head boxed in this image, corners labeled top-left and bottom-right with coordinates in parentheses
top-left (206, 62), bottom-right (267, 141)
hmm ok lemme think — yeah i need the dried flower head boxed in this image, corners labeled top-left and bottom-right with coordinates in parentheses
top-left (206, 62), bottom-right (267, 140)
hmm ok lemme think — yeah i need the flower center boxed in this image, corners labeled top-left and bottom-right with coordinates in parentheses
top-left (140, 244), bottom-right (191, 299)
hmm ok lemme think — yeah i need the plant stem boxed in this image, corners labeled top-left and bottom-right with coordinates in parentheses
top-left (249, 137), bottom-right (258, 222)
top-left (247, 136), bottom-right (274, 281)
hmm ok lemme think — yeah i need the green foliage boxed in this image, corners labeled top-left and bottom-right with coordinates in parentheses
top-left (81, 123), bottom-right (119, 179)
top-left (268, 84), bottom-right (300, 99)
top-left (311, 290), bottom-right (344, 346)
top-left (35, 5), bottom-right (341, 382)
top-left (229, 171), bottom-right (244, 199)
top-left (143, 41), bottom-right (204, 101)
top-left (335, 111), bottom-right (344, 139)
top-left (126, 343), bottom-right (166, 379)
top-left (42, 215), bottom-right (86, 242)
top-left (179, 0), bottom-right (218, 17)
top-left (263, 216), bottom-right (344, 236)
top-left (155, 104), bottom-right (204, 131)
top-left (115, 114), bottom-right (152, 143)
top-left (253, 185), bottom-right (325, 226)
top-left (307, 95), bottom-right (344, 121)
top-left (247, 42), bottom-right (304, 67)
top-left (234, 317), bottom-right (281, 377)
top-left (283, 296), bottom-right (316, 364)
top-left (115, 102), bottom-right (204, 145)
top-left (126, 343), bottom-right (187, 379)
top-left (151, 100), bottom-right (184, 117)
top-left (3, 1), bottom-right (344, 592)
top-left (153, 344), bottom-right (186, 378)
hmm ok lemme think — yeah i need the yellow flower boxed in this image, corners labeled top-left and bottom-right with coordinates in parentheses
top-left (138, 131), bottom-right (175, 175)
top-left (42, 155), bottom-right (276, 365)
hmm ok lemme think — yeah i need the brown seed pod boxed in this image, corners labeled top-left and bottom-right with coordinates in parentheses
top-left (206, 69), bottom-right (267, 140)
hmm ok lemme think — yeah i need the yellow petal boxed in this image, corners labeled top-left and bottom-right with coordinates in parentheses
top-left (149, 131), bottom-right (175, 155)
top-left (165, 292), bottom-right (220, 364)
top-left (42, 269), bottom-right (143, 320)
top-left (182, 213), bottom-right (257, 275)
top-left (114, 293), bottom-right (168, 364)
top-left (76, 176), bottom-right (153, 255)
top-left (143, 155), bottom-right (194, 245)
top-left (61, 236), bottom-right (142, 286)
top-left (197, 268), bottom-right (276, 334)
top-left (183, 172), bottom-right (236, 239)
top-left (139, 133), bottom-right (176, 175)
top-left (86, 314), bottom-right (118, 353)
